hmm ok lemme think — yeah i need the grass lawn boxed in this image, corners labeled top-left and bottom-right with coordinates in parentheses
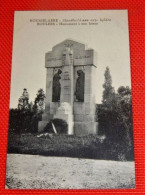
top-left (7, 132), bottom-right (134, 161)
top-left (6, 154), bottom-right (135, 189)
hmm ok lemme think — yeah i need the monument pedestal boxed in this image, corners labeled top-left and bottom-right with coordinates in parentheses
top-left (53, 102), bottom-right (74, 135)
top-left (73, 101), bottom-right (97, 135)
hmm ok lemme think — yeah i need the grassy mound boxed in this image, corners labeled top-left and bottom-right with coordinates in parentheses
top-left (7, 133), bottom-right (134, 161)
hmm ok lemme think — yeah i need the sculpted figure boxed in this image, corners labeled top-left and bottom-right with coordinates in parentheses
top-left (52, 69), bottom-right (62, 102)
top-left (75, 70), bottom-right (85, 102)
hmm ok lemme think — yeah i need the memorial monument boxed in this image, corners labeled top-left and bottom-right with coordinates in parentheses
top-left (39, 39), bottom-right (98, 135)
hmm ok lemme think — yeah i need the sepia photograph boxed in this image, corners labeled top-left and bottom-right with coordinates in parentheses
top-left (6, 10), bottom-right (135, 189)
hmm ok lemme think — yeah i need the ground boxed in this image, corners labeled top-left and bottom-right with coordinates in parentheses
top-left (6, 154), bottom-right (135, 189)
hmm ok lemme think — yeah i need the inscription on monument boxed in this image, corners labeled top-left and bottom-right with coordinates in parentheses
top-left (63, 71), bottom-right (70, 80)
top-left (75, 55), bottom-right (90, 59)
top-left (64, 43), bottom-right (73, 48)
top-left (64, 86), bottom-right (71, 95)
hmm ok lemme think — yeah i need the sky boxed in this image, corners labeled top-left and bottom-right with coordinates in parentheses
top-left (10, 10), bottom-right (131, 108)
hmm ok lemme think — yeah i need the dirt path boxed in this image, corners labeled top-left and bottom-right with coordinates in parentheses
top-left (6, 154), bottom-right (135, 189)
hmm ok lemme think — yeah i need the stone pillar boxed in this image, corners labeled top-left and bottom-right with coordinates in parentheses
top-left (74, 65), bottom-right (97, 136)
top-left (60, 65), bottom-right (74, 107)
top-left (54, 48), bottom-right (74, 134)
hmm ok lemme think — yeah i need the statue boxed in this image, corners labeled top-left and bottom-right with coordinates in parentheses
top-left (52, 69), bottom-right (62, 102)
top-left (75, 70), bottom-right (85, 102)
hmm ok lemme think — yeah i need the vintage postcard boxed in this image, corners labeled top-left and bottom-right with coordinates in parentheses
top-left (6, 10), bottom-right (135, 189)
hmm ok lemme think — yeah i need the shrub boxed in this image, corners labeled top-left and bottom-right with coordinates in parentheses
top-left (44, 119), bottom-right (68, 134)
top-left (7, 133), bottom-right (134, 161)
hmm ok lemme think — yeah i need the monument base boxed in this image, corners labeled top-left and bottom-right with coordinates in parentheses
top-left (53, 102), bottom-right (74, 135)
top-left (74, 122), bottom-right (98, 136)
top-left (38, 113), bottom-right (54, 132)
top-left (38, 121), bottom-right (48, 132)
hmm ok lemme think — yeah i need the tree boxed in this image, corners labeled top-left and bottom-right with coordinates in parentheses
top-left (34, 89), bottom-right (45, 114)
top-left (18, 88), bottom-right (30, 110)
top-left (10, 88), bottom-right (46, 133)
top-left (102, 67), bottom-right (115, 107)
top-left (30, 89), bottom-right (46, 132)
top-left (99, 74), bottom-right (133, 144)
top-left (115, 86), bottom-right (133, 147)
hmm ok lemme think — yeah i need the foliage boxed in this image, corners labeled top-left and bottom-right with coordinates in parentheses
top-left (98, 85), bottom-right (133, 148)
top-left (18, 88), bottom-right (30, 110)
top-left (9, 109), bottom-right (34, 133)
top-left (115, 86), bottom-right (133, 147)
top-left (9, 88), bottom-right (46, 133)
top-left (44, 119), bottom-right (68, 134)
top-left (33, 88), bottom-right (45, 114)
top-left (102, 67), bottom-right (115, 106)
top-left (7, 133), bottom-right (134, 161)
top-left (98, 67), bottom-right (133, 151)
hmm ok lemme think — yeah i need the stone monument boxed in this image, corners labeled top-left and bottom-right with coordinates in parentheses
top-left (38, 39), bottom-right (98, 135)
